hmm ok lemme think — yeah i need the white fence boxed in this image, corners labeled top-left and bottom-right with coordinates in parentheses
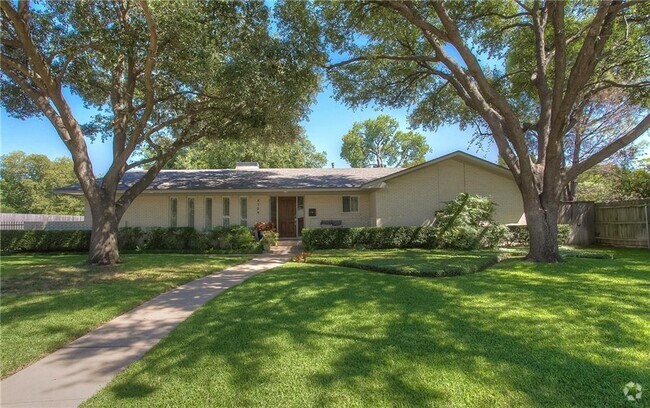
top-left (0, 213), bottom-right (88, 231)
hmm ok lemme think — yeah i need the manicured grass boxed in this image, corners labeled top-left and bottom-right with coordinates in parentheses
top-left (306, 248), bottom-right (519, 276)
top-left (0, 253), bottom-right (252, 378)
top-left (85, 248), bottom-right (649, 407)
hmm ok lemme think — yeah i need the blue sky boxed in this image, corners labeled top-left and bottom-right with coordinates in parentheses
top-left (0, 84), bottom-right (496, 174)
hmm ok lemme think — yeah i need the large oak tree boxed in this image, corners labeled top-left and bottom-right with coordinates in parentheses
top-left (1, 0), bottom-right (318, 264)
top-left (280, 0), bottom-right (650, 262)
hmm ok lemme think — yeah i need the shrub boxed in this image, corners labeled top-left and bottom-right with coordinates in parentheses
top-left (118, 227), bottom-right (145, 251)
top-left (434, 193), bottom-right (507, 250)
top-left (261, 230), bottom-right (279, 248)
top-left (503, 224), bottom-right (572, 247)
top-left (301, 226), bottom-right (437, 250)
top-left (0, 230), bottom-right (91, 253)
top-left (143, 227), bottom-right (184, 250)
top-left (0, 227), bottom-right (261, 254)
top-left (210, 226), bottom-right (258, 251)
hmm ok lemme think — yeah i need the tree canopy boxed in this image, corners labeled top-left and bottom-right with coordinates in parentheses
top-left (279, 0), bottom-right (650, 262)
top-left (155, 133), bottom-right (327, 169)
top-left (1, 0), bottom-right (319, 264)
top-left (0, 151), bottom-right (83, 215)
top-left (577, 159), bottom-right (650, 202)
top-left (340, 115), bottom-right (430, 167)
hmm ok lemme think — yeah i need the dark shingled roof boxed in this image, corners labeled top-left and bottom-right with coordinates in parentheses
top-left (56, 167), bottom-right (403, 194)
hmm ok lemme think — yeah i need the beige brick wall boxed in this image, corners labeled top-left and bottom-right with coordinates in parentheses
top-left (106, 193), bottom-right (370, 230)
top-left (113, 193), bottom-right (271, 230)
top-left (110, 192), bottom-right (372, 231)
top-left (303, 193), bottom-right (371, 228)
top-left (372, 158), bottom-right (523, 226)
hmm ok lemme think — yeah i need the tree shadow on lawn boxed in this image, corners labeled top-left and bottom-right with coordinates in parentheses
top-left (0, 281), bottom-right (174, 378)
top-left (92, 252), bottom-right (649, 407)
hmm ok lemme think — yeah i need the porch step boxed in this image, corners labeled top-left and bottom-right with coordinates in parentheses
top-left (270, 240), bottom-right (303, 255)
top-left (276, 239), bottom-right (302, 247)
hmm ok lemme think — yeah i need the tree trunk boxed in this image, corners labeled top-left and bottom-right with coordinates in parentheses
top-left (88, 200), bottom-right (120, 265)
top-left (523, 196), bottom-right (563, 263)
top-left (563, 180), bottom-right (577, 202)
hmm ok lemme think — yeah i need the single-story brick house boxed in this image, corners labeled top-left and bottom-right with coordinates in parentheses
top-left (58, 151), bottom-right (524, 238)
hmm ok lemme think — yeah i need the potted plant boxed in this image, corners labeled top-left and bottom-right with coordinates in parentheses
top-left (260, 230), bottom-right (279, 251)
top-left (254, 221), bottom-right (276, 240)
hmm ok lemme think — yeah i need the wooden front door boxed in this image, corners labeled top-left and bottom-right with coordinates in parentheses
top-left (278, 197), bottom-right (297, 238)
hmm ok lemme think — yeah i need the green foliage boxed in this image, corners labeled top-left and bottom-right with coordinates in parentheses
top-left (0, 151), bottom-right (83, 214)
top-left (260, 230), bottom-right (279, 247)
top-left (140, 227), bottom-right (210, 252)
top-left (0, 230), bottom-right (90, 253)
top-left (211, 226), bottom-right (259, 251)
top-left (2, 2), bottom-right (318, 144)
top-left (301, 226), bottom-right (437, 250)
top-left (577, 161), bottom-right (650, 202)
top-left (154, 133), bottom-right (327, 169)
top-left (504, 225), bottom-right (572, 247)
top-left (340, 115), bottom-right (430, 168)
top-left (140, 227), bottom-right (258, 252)
top-left (117, 227), bottom-right (146, 251)
top-left (434, 193), bottom-right (508, 250)
top-left (0, 227), bottom-right (260, 254)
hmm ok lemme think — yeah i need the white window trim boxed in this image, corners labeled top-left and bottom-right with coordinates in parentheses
top-left (204, 197), bottom-right (213, 231)
top-left (170, 197), bottom-right (178, 227)
top-left (343, 195), bottom-right (360, 213)
top-left (240, 196), bottom-right (248, 226)
top-left (222, 196), bottom-right (231, 226)
top-left (187, 197), bottom-right (196, 228)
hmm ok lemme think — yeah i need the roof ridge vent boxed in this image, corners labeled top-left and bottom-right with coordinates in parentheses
top-left (235, 162), bottom-right (260, 170)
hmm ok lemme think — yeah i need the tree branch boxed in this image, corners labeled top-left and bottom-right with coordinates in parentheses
top-left (326, 54), bottom-right (438, 70)
top-left (566, 113), bottom-right (650, 181)
top-left (128, 0), bottom-right (158, 144)
top-left (104, 0), bottom-right (158, 190)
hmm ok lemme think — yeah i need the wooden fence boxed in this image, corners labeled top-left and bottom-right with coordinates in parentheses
top-left (559, 202), bottom-right (595, 246)
top-left (559, 199), bottom-right (650, 248)
top-left (594, 199), bottom-right (650, 248)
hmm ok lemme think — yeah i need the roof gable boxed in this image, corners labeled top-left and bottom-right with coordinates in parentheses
top-left (361, 151), bottom-right (511, 188)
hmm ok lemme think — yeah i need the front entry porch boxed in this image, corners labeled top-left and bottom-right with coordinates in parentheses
top-left (273, 196), bottom-right (304, 238)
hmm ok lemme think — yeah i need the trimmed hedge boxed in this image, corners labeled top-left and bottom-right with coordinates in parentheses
top-left (301, 226), bottom-right (437, 250)
top-left (303, 224), bottom-right (574, 251)
top-left (504, 224), bottom-right (572, 247)
top-left (1, 226), bottom-right (261, 254)
top-left (0, 230), bottom-right (91, 253)
top-left (119, 226), bottom-right (260, 252)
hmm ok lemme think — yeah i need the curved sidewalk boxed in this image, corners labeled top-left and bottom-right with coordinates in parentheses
top-left (0, 252), bottom-right (292, 408)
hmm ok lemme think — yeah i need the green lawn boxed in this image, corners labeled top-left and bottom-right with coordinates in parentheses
top-left (85, 248), bottom-right (649, 407)
top-left (0, 253), bottom-right (252, 378)
top-left (306, 248), bottom-right (518, 276)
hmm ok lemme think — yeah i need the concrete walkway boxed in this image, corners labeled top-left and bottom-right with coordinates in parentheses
top-left (1, 252), bottom-right (292, 408)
